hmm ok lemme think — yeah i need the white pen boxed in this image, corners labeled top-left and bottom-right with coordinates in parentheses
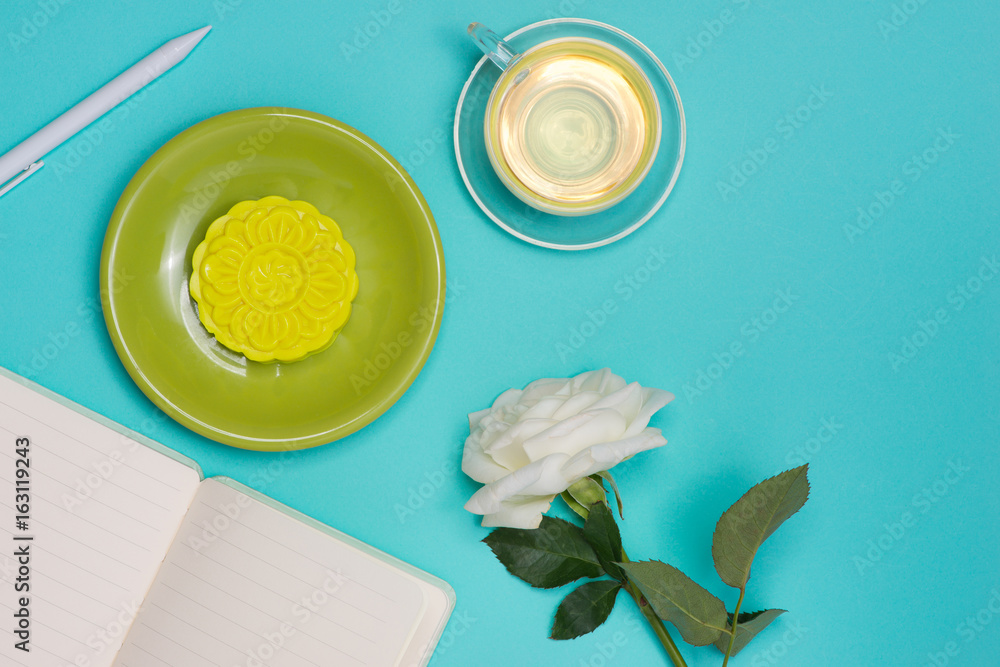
top-left (0, 25), bottom-right (212, 198)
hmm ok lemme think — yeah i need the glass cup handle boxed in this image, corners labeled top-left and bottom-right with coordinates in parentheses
top-left (468, 22), bottom-right (520, 70)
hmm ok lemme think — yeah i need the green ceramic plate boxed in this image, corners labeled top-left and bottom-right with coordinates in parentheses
top-left (101, 108), bottom-right (445, 451)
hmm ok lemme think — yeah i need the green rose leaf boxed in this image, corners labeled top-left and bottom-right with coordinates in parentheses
top-left (484, 516), bottom-right (603, 589)
top-left (713, 609), bottom-right (787, 656)
top-left (712, 465), bottom-right (810, 589)
top-left (618, 560), bottom-right (728, 646)
top-left (583, 502), bottom-right (625, 582)
top-left (550, 580), bottom-right (623, 640)
top-left (567, 476), bottom-right (607, 508)
top-left (595, 471), bottom-right (625, 518)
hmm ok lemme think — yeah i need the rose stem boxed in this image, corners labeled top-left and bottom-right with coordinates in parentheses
top-left (720, 586), bottom-right (746, 667)
top-left (621, 550), bottom-right (688, 667)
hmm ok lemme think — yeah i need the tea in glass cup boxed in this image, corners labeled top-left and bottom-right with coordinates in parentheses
top-left (470, 24), bottom-right (661, 216)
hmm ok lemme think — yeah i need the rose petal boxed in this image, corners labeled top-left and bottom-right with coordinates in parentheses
top-left (479, 496), bottom-right (556, 529)
top-left (461, 432), bottom-right (511, 484)
top-left (491, 388), bottom-right (523, 410)
top-left (519, 396), bottom-right (566, 421)
top-left (522, 409), bottom-right (627, 462)
top-left (467, 408), bottom-right (493, 432)
top-left (464, 453), bottom-right (572, 516)
top-left (577, 368), bottom-right (627, 394)
top-left (622, 388), bottom-right (675, 438)
top-left (519, 378), bottom-right (571, 404)
top-left (477, 403), bottom-right (529, 449)
top-left (551, 390), bottom-right (604, 420)
top-left (560, 429), bottom-right (668, 481)
top-left (588, 383), bottom-right (643, 421)
top-left (482, 418), bottom-right (557, 470)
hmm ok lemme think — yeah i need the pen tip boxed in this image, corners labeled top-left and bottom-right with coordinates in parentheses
top-left (167, 25), bottom-right (212, 56)
top-left (189, 25), bottom-right (212, 43)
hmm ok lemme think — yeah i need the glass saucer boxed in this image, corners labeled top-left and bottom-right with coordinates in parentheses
top-left (454, 18), bottom-right (686, 251)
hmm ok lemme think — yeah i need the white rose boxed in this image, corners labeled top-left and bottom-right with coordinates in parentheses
top-left (462, 369), bottom-right (674, 529)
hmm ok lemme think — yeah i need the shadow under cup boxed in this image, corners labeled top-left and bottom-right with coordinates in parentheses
top-left (484, 38), bottom-right (661, 217)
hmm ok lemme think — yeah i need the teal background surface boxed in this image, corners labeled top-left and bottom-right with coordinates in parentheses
top-left (1, 1), bottom-right (998, 665)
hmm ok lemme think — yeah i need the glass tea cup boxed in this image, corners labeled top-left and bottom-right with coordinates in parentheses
top-left (469, 22), bottom-right (661, 217)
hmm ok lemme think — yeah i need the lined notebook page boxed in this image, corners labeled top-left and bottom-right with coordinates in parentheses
top-left (114, 478), bottom-right (428, 667)
top-left (0, 372), bottom-right (202, 667)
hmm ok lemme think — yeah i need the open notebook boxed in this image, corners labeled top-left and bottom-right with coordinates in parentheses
top-left (0, 368), bottom-right (454, 667)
